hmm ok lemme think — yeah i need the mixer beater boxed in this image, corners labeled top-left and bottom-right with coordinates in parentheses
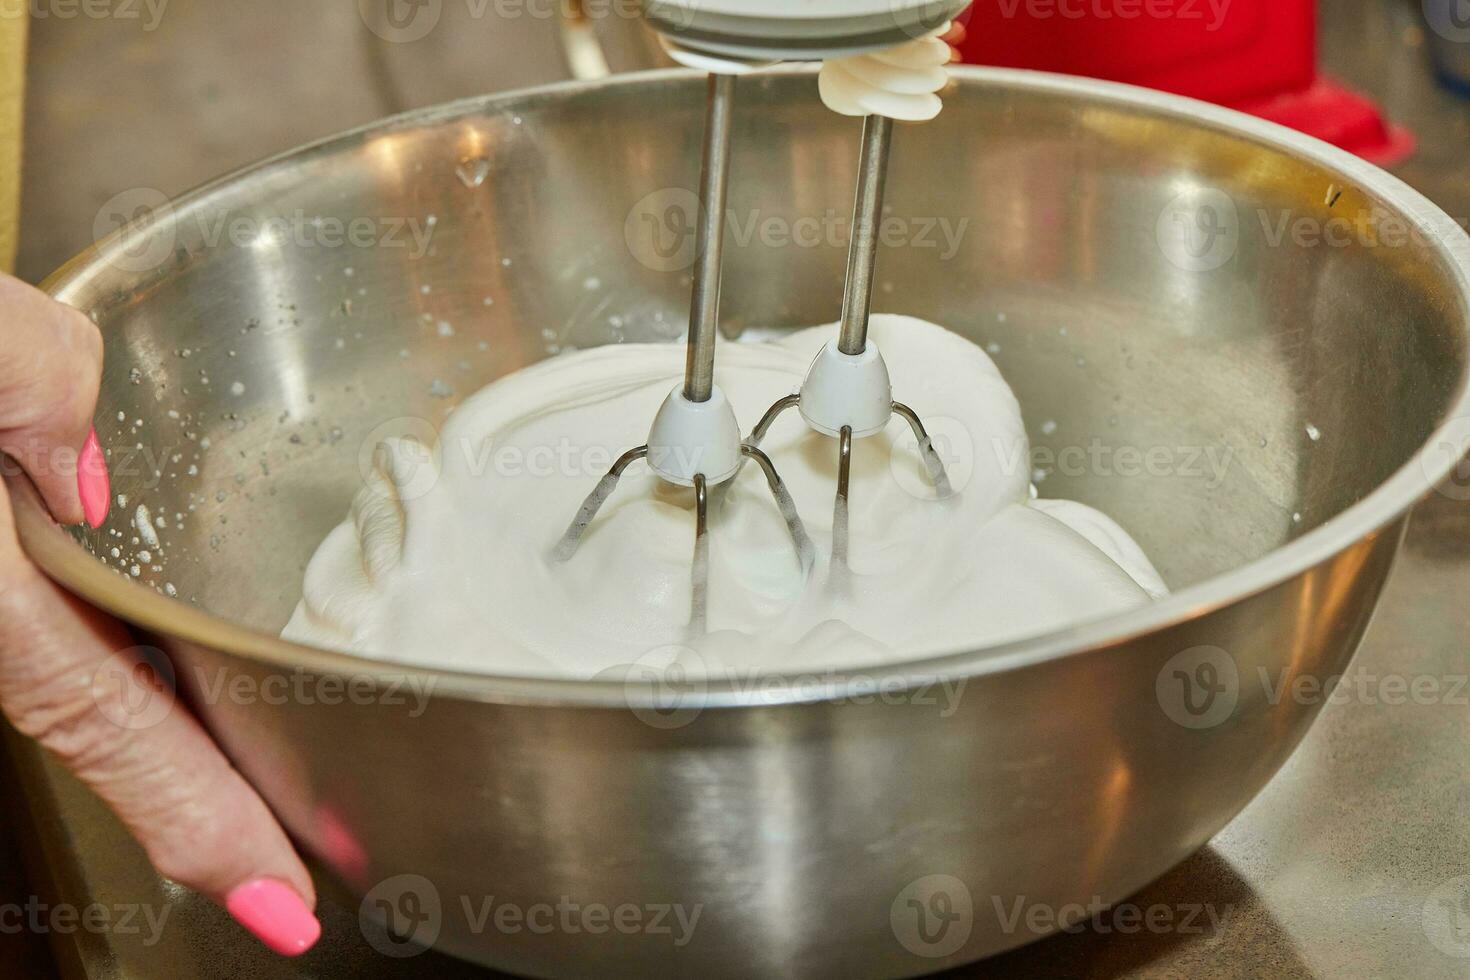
top-left (555, 0), bottom-right (967, 627)
top-left (746, 28), bottom-right (960, 570)
top-left (553, 64), bottom-right (814, 633)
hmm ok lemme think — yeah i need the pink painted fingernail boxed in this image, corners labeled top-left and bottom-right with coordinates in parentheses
top-left (77, 427), bottom-right (110, 529)
top-left (226, 878), bottom-right (321, 957)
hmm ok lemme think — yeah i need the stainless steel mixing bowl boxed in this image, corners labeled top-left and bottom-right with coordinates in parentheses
top-left (13, 67), bottom-right (1470, 977)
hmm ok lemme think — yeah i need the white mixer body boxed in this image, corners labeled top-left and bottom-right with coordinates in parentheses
top-left (640, 0), bottom-right (969, 61)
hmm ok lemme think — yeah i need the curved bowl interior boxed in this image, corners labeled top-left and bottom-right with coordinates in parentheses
top-left (38, 68), bottom-right (1470, 677)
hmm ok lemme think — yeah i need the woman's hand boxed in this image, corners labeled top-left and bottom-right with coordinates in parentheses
top-left (0, 274), bottom-right (321, 956)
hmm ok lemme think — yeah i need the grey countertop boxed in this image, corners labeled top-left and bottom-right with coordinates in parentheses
top-left (10, 0), bottom-right (1470, 976)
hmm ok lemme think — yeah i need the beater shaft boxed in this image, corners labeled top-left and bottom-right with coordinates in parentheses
top-left (685, 73), bottom-right (737, 403)
top-left (837, 114), bottom-right (893, 357)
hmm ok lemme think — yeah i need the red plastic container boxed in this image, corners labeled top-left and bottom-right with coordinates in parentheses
top-left (954, 0), bottom-right (1413, 164)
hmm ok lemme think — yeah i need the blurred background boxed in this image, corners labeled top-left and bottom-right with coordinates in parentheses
top-left (17, 0), bottom-right (1470, 284)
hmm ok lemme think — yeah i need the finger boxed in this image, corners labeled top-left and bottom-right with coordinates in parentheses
top-left (0, 488), bottom-right (319, 955)
top-left (0, 275), bottom-right (107, 527)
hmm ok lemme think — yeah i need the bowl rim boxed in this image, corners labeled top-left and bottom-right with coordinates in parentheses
top-left (21, 65), bottom-right (1470, 708)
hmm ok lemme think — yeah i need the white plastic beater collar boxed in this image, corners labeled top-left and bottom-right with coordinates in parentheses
top-left (658, 35), bottom-right (778, 75)
top-left (798, 339), bottom-right (894, 438)
top-left (816, 23), bottom-right (953, 121)
top-left (646, 384), bottom-right (744, 487)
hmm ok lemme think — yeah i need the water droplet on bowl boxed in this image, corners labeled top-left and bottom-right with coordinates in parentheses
top-left (134, 505), bottom-right (160, 549)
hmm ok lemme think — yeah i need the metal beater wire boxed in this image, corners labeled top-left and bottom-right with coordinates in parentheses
top-left (892, 402), bottom-right (953, 499)
top-left (552, 446), bottom-right (650, 561)
top-left (691, 474), bottom-right (709, 633)
top-left (833, 426), bottom-right (853, 568)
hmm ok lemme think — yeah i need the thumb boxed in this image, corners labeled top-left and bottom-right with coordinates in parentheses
top-left (0, 276), bottom-right (108, 527)
top-left (0, 486), bottom-right (320, 956)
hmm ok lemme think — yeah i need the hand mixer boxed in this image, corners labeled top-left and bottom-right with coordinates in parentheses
top-left (555, 0), bottom-right (968, 628)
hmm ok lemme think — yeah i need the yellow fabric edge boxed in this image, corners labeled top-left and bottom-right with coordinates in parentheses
top-left (0, 0), bottom-right (27, 274)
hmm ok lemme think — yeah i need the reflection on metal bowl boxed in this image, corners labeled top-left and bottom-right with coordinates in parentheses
top-left (12, 68), bottom-right (1470, 977)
